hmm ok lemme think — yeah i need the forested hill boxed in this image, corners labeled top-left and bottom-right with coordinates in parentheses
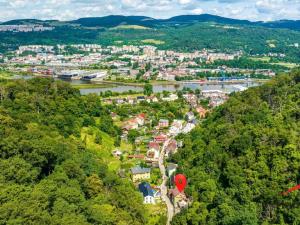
top-left (171, 70), bottom-right (300, 224)
top-left (1, 14), bottom-right (300, 62)
top-left (2, 14), bottom-right (300, 30)
top-left (0, 79), bottom-right (148, 224)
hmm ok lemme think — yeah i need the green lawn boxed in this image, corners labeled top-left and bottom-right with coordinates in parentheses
top-left (145, 203), bottom-right (167, 225)
top-left (0, 71), bottom-right (13, 79)
top-left (249, 56), bottom-right (271, 62)
top-left (110, 25), bottom-right (151, 30)
top-left (71, 83), bottom-right (116, 89)
top-left (271, 62), bottom-right (299, 69)
top-left (141, 39), bottom-right (165, 45)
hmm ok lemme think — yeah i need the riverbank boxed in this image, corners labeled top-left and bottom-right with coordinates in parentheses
top-left (94, 79), bottom-right (268, 87)
top-left (179, 78), bottom-right (268, 84)
top-left (92, 80), bottom-right (178, 87)
top-left (71, 83), bottom-right (116, 89)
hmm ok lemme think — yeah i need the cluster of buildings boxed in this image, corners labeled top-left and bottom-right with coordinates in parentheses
top-left (201, 90), bottom-right (230, 107)
top-left (115, 108), bottom-right (198, 207)
top-left (4, 44), bottom-right (269, 81)
top-left (107, 85), bottom-right (235, 211)
top-left (122, 113), bottom-right (146, 131)
top-left (104, 92), bottom-right (189, 107)
top-left (104, 95), bottom-right (159, 106)
top-left (0, 25), bottom-right (54, 32)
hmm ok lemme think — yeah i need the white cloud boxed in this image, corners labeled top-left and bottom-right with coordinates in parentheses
top-left (191, 8), bottom-right (203, 14)
top-left (178, 0), bottom-right (192, 4)
top-left (0, 0), bottom-right (299, 21)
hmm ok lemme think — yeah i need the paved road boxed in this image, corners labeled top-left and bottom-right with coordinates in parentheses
top-left (159, 139), bottom-right (175, 225)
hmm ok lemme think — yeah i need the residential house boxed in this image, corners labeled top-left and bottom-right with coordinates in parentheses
top-left (183, 94), bottom-right (198, 107)
top-left (201, 90), bottom-right (227, 98)
top-left (185, 112), bottom-right (195, 122)
top-left (159, 119), bottom-right (169, 128)
top-left (165, 139), bottom-right (178, 157)
top-left (127, 97), bottom-right (136, 105)
top-left (209, 97), bottom-right (227, 108)
top-left (182, 123), bottom-right (196, 134)
top-left (167, 163), bottom-right (178, 177)
top-left (138, 182), bottom-right (155, 204)
top-left (154, 134), bottom-right (168, 144)
top-left (196, 106), bottom-right (208, 119)
top-left (146, 148), bottom-right (160, 161)
top-left (168, 188), bottom-right (189, 210)
top-left (136, 113), bottom-right (146, 126)
top-left (146, 96), bottom-right (158, 103)
top-left (123, 119), bottom-right (139, 131)
top-left (148, 142), bottom-right (160, 151)
top-left (170, 94), bottom-right (179, 101)
top-left (112, 149), bottom-right (123, 158)
top-left (147, 142), bottom-right (160, 163)
top-left (123, 113), bottom-right (146, 131)
top-left (162, 93), bottom-right (178, 102)
top-left (131, 166), bottom-right (151, 182)
top-left (137, 96), bottom-right (146, 102)
top-left (169, 120), bottom-right (184, 135)
top-left (115, 98), bottom-right (125, 105)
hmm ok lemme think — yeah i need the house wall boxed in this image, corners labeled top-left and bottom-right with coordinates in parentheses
top-left (144, 196), bottom-right (155, 204)
top-left (132, 173), bottom-right (151, 182)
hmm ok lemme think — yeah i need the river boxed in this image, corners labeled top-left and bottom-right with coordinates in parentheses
top-left (79, 81), bottom-right (260, 95)
top-left (12, 75), bottom-right (261, 95)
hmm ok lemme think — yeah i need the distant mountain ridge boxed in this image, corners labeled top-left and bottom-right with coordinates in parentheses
top-left (163, 14), bottom-right (253, 25)
top-left (1, 14), bottom-right (300, 30)
top-left (70, 15), bottom-right (157, 28)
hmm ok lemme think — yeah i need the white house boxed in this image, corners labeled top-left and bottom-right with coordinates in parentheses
top-left (139, 182), bottom-right (155, 204)
top-left (182, 123), bottom-right (196, 134)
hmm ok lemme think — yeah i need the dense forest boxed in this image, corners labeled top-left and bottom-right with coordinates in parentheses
top-left (171, 70), bottom-right (300, 224)
top-left (0, 78), bottom-right (149, 224)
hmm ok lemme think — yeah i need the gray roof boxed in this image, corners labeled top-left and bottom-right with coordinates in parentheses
top-left (159, 119), bottom-right (169, 122)
top-left (131, 166), bottom-right (151, 175)
top-left (167, 163), bottom-right (178, 171)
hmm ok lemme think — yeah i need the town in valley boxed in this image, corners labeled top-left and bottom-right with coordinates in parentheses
top-left (0, 41), bottom-right (298, 222)
top-left (0, 6), bottom-right (299, 223)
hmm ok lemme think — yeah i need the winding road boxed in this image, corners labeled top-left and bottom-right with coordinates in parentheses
top-left (159, 139), bottom-right (175, 225)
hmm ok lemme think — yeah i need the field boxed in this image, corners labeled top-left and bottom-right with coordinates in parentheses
top-left (110, 25), bottom-right (151, 30)
top-left (249, 57), bottom-right (299, 68)
top-left (271, 62), bottom-right (299, 69)
top-left (249, 56), bottom-right (271, 62)
top-left (141, 39), bottom-right (165, 45)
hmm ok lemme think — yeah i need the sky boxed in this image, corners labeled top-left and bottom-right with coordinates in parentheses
top-left (0, 0), bottom-right (299, 22)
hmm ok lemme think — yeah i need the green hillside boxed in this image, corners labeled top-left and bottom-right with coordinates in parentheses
top-left (0, 78), bottom-right (150, 225)
top-left (171, 70), bottom-right (300, 224)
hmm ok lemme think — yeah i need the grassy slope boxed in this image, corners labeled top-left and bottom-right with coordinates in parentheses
top-left (81, 127), bottom-right (120, 171)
